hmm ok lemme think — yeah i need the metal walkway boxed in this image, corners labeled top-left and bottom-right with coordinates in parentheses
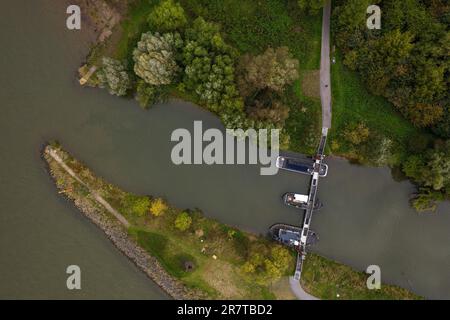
top-left (294, 130), bottom-right (328, 280)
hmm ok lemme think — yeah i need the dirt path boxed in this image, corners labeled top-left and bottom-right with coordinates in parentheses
top-left (46, 146), bottom-right (130, 228)
top-left (320, 0), bottom-right (332, 129)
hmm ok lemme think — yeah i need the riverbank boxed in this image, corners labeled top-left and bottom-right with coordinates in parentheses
top-left (78, 0), bottom-right (449, 212)
top-left (43, 143), bottom-right (421, 300)
top-left (43, 144), bottom-right (198, 299)
top-left (43, 143), bottom-right (296, 299)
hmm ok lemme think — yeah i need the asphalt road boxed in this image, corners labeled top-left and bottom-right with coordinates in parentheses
top-left (320, 0), bottom-right (332, 129)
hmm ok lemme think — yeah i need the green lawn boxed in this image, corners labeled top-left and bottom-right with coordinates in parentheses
top-left (302, 253), bottom-right (421, 300)
top-left (331, 52), bottom-right (418, 140)
top-left (328, 51), bottom-right (431, 162)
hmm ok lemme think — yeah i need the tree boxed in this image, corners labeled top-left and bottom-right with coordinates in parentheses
top-left (97, 57), bottom-right (131, 96)
top-left (403, 155), bottom-right (425, 180)
top-left (334, 0), bottom-right (449, 129)
top-left (403, 141), bottom-right (450, 191)
top-left (432, 105), bottom-right (450, 138)
top-left (133, 32), bottom-right (183, 85)
top-left (270, 246), bottom-right (291, 270)
top-left (238, 47), bottom-right (299, 95)
top-left (246, 98), bottom-right (289, 126)
top-left (408, 103), bottom-right (444, 128)
top-left (298, 0), bottom-right (324, 15)
top-left (174, 212), bottom-right (192, 231)
top-left (148, 0), bottom-right (187, 32)
top-left (411, 188), bottom-right (444, 212)
top-left (121, 194), bottom-right (150, 216)
top-left (135, 80), bottom-right (168, 109)
top-left (421, 142), bottom-right (450, 190)
top-left (342, 122), bottom-right (370, 145)
top-left (358, 30), bottom-right (414, 96)
top-left (363, 135), bottom-right (393, 166)
top-left (264, 259), bottom-right (282, 278)
top-left (182, 17), bottom-right (243, 112)
top-left (150, 198), bottom-right (168, 216)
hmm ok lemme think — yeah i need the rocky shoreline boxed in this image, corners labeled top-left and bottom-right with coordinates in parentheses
top-left (43, 144), bottom-right (200, 300)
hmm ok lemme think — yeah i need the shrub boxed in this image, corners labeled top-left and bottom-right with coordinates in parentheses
top-left (148, 0), bottom-right (187, 32)
top-left (241, 261), bottom-right (256, 274)
top-left (150, 198), bottom-right (168, 216)
top-left (411, 188), bottom-right (444, 212)
top-left (121, 194), bottom-right (150, 216)
top-left (342, 122), bottom-right (370, 145)
top-left (174, 211), bottom-right (192, 231)
top-left (298, 0), bottom-right (324, 15)
top-left (97, 57), bottom-right (131, 96)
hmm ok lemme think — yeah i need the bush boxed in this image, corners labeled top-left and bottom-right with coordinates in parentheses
top-left (150, 198), bottom-right (168, 216)
top-left (342, 122), bottom-right (370, 145)
top-left (174, 212), bottom-right (192, 231)
top-left (411, 188), bottom-right (444, 212)
top-left (298, 0), bottom-right (324, 15)
top-left (121, 194), bottom-right (150, 216)
top-left (148, 0), bottom-right (187, 32)
top-left (241, 261), bottom-right (256, 274)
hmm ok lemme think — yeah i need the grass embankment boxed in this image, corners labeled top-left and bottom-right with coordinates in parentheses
top-left (46, 143), bottom-right (421, 300)
top-left (87, 0), bottom-right (426, 164)
top-left (328, 52), bottom-right (429, 161)
top-left (46, 144), bottom-right (295, 299)
top-left (86, 0), bottom-right (323, 155)
top-left (302, 254), bottom-right (421, 300)
top-left (181, 0), bottom-right (323, 154)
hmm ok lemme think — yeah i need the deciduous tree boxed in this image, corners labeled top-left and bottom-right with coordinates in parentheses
top-left (97, 57), bottom-right (131, 96)
top-left (148, 0), bottom-right (187, 32)
top-left (133, 32), bottom-right (183, 85)
top-left (175, 211), bottom-right (192, 231)
top-left (238, 47), bottom-right (299, 95)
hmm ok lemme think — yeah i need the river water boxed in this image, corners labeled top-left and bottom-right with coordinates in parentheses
top-left (0, 1), bottom-right (448, 299)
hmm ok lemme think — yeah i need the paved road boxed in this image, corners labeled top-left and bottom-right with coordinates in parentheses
top-left (289, 277), bottom-right (319, 300)
top-left (290, 0), bottom-right (332, 300)
top-left (320, 0), bottom-right (332, 129)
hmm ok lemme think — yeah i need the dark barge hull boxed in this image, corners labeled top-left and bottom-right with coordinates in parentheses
top-left (269, 223), bottom-right (319, 248)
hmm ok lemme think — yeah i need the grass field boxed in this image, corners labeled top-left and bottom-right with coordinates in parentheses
top-left (302, 253), bottom-right (421, 300)
top-left (330, 52), bottom-right (420, 140)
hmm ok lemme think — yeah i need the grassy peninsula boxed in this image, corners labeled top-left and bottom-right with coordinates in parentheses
top-left (44, 143), bottom-right (420, 300)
